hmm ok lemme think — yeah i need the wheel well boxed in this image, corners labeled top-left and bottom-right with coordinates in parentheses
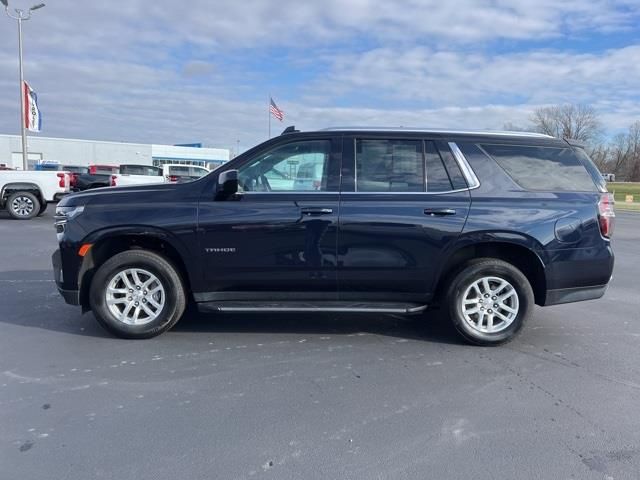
top-left (1, 184), bottom-right (44, 207)
top-left (79, 235), bottom-right (192, 309)
top-left (436, 242), bottom-right (547, 305)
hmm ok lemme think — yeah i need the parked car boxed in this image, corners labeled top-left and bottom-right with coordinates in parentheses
top-left (1, 170), bottom-right (70, 219)
top-left (163, 164), bottom-right (209, 183)
top-left (60, 165), bottom-right (89, 191)
top-left (52, 127), bottom-right (614, 345)
top-left (110, 164), bottom-right (164, 187)
top-left (74, 164), bottom-right (119, 191)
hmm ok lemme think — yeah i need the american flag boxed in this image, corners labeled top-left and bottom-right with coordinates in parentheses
top-left (270, 97), bottom-right (284, 121)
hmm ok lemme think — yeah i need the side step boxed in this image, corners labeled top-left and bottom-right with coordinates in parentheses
top-left (198, 301), bottom-right (428, 314)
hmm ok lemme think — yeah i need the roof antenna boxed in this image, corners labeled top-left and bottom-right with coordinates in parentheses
top-left (281, 126), bottom-right (299, 135)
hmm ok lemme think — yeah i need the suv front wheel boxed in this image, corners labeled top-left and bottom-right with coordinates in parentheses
top-left (90, 250), bottom-right (186, 339)
top-left (446, 258), bottom-right (534, 346)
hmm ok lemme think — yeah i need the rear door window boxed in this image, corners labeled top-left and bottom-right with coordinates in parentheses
top-left (434, 142), bottom-right (468, 190)
top-left (355, 139), bottom-right (424, 192)
top-left (481, 144), bottom-right (597, 192)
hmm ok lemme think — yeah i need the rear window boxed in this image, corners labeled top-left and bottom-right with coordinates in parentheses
top-left (169, 166), bottom-right (190, 176)
top-left (480, 144), bottom-right (597, 192)
top-left (93, 166), bottom-right (119, 175)
top-left (121, 165), bottom-right (162, 176)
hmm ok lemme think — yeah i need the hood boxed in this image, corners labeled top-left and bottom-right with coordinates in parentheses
top-left (58, 182), bottom-right (184, 207)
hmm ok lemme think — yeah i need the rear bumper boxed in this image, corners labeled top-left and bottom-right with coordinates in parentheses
top-left (53, 192), bottom-right (69, 202)
top-left (543, 283), bottom-right (609, 306)
top-left (52, 249), bottom-right (80, 306)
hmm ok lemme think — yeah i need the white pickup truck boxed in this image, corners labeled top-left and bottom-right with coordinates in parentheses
top-left (109, 164), bottom-right (165, 188)
top-left (109, 164), bottom-right (211, 187)
top-left (0, 170), bottom-right (71, 219)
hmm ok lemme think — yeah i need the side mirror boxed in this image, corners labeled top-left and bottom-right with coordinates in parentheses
top-left (216, 169), bottom-right (238, 198)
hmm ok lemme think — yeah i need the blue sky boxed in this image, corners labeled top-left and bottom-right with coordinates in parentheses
top-left (1, 0), bottom-right (639, 151)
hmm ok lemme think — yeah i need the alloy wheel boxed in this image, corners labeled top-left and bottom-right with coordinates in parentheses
top-left (105, 268), bottom-right (165, 325)
top-left (461, 276), bottom-right (519, 334)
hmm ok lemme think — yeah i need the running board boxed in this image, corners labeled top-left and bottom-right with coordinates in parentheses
top-left (197, 301), bottom-right (428, 314)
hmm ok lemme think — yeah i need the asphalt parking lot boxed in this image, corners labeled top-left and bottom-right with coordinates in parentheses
top-left (1, 210), bottom-right (639, 480)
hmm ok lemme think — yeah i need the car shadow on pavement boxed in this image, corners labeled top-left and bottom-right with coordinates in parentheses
top-left (174, 306), bottom-right (465, 346)
top-left (0, 269), bottom-right (113, 339)
top-left (0, 269), bottom-right (464, 345)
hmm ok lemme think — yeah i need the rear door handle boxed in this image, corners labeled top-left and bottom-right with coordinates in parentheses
top-left (423, 208), bottom-right (456, 216)
top-left (301, 207), bottom-right (333, 215)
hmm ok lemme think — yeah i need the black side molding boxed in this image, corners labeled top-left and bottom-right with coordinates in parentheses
top-left (544, 284), bottom-right (609, 306)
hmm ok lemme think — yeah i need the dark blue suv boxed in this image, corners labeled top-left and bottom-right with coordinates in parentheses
top-left (52, 128), bottom-right (615, 345)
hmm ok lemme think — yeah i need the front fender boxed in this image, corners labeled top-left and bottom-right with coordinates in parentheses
top-left (74, 225), bottom-right (200, 309)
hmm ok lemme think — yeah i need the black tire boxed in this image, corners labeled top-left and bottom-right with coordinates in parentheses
top-left (37, 202), bottom-right (48, 217)
top-left (89, 250), bottom-right (186, 339)
top-left (6, 191), bottom-right (40, 220)
top-left (445, 258), bottom-right (534, 346)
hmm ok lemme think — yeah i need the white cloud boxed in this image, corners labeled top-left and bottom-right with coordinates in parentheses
top-left (0, 0), bottom-right (639, 150)
top-left (320, 45), bottom-right (640, 107)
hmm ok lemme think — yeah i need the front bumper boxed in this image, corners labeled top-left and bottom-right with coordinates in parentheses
top-left (52, 249), bottom-right (80, 306)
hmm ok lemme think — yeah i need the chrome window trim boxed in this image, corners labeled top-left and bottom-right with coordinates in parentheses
top-left (239, 140), bottom-right (481, 196)
top-left (240, 189), bottom-right (471, 196)
top-left (448, 142), bottom-right (480, 190)
top-left (240, 191), bottom-right (338, 195)
top-left (351, 138), bottom-right (480, 195)
top-left (340, 188), bottom-right (472, 196)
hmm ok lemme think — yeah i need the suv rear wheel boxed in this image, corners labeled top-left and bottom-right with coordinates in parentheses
top-left (89, 250), bottom-right (186, 339)
top-left (445, 258), bottom-right (534, 346)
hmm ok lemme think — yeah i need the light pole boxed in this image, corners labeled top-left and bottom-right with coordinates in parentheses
top-left (2, 1), bottom-right (46, 170)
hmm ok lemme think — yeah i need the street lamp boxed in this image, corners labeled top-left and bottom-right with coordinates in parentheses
top-left (3, 0), bottom-right (46, 170)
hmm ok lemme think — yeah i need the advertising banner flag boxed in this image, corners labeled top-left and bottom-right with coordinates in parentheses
top-left (24, 81), bottom-right (42, 132)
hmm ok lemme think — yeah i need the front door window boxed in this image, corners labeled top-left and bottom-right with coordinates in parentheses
top-left (238, 140), bottom-right (333, 192)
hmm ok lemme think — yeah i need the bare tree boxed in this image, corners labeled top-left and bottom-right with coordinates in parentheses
top-left (604, 122), bottom-right (640, 180)
top-left (588, 143), bottom-right (610, 172)
top-left (530, 104), bottom-right (603, 143)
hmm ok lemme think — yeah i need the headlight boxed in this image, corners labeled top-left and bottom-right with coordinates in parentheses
top-left (54, 205), bottom-right (84, 231)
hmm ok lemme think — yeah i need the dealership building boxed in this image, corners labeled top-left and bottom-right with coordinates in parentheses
top-left (0, 134), bottom-right (230, 170)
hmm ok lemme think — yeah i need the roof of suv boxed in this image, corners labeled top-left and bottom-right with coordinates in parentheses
top-left (321, 127), bottom-right (554, 138)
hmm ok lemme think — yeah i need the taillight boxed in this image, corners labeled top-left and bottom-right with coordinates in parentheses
top-left (168, 175), bottom-right (179, 183)
top-left (598, 193), bottom-right (615, 238)
top-left (70, 173), bottom-right (78, 187)
top-left (57, 172), bottom-right (65, 188)
top-left (111, 175), bottom-right (117, 187)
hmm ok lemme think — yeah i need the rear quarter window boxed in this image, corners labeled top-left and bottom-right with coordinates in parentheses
top-left (480, 144), bottom-right (597, 192)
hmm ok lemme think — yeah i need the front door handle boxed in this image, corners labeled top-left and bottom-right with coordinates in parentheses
top-left (301, 207), bottom-right (333, 216)
top-left (423, 208), bottom-right (456, 216)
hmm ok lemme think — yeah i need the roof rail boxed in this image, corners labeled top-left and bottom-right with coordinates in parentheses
top-left (321, 127), bottom-right (554, 138)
